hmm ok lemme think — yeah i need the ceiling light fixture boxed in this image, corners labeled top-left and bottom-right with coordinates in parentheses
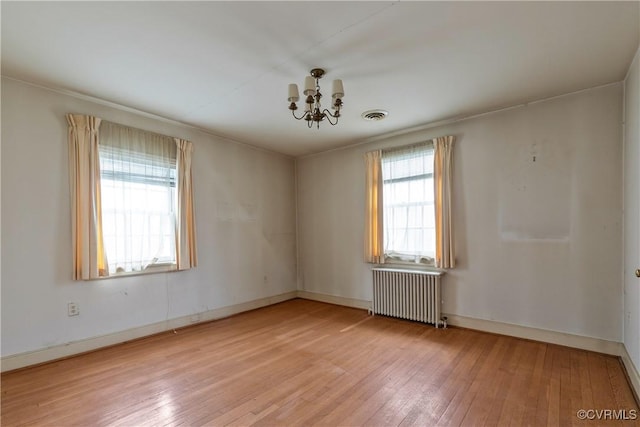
top-left (287, 68), bottom-right (344, 129)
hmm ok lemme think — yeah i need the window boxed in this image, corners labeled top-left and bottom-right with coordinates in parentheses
top-left (382, 143), bottom-right (435, 264)
top-left (99, 122), bottom-right (177, 274)
top-left (66, 113), bottom-right (197, 280)
top-left (364, 136), bottom-right (455, 268)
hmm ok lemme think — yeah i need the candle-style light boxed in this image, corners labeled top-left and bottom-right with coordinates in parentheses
top-left (287, 84), bottom-right (299, 103)
top-left (303, 76), bottom-right (315, 95)
top-left (288, 68), bottom-right (344, 129)
top-left (332, 79), bottom-right (344, 99)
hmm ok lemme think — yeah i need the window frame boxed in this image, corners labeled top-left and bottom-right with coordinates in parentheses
top-left (97, 123), bottom-right (179, 277)
top-left (381, 143), bottom-right (436, 267)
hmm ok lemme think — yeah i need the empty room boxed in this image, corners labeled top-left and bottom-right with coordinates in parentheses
top-left (2, 1), bottom-right (640, 426)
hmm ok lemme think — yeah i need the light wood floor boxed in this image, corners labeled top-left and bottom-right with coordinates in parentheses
top-left (2, 299), bottom-right (638, 426)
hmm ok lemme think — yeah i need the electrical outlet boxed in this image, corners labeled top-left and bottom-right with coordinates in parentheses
top-left (68, 302), bottom-right (79, 316)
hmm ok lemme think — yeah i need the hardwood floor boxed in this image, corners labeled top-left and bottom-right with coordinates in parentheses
top-left (2, 299), bottom-right (638, 426)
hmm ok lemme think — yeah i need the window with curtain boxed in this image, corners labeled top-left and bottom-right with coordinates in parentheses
top-left (382, 143), bottom-right (435, 264)
top-left (66, 114), bottom-right (197, 280)
top-left (99, 122), bottom-right (177, 274)
top-left (364, 136), bottom-right (455, 268)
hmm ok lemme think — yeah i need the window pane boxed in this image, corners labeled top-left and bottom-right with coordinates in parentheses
top-left (99, 122), bottom-right (177, 274)
top-left (382, 144), bottom-right (435, 263)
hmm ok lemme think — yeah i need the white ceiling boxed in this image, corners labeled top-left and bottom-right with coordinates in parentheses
top-left (2, 1), bottom-right (639, 156)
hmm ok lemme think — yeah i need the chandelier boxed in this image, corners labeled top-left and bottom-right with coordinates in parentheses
top-left (287, 68), bottom-right (344, 129)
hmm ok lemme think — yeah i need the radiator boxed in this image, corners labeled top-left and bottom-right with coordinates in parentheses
top-left (371, 268), bottom-right (444, 327)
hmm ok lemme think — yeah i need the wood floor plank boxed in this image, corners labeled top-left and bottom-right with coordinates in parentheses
top-left (1, 299), bottom-right (637, 427)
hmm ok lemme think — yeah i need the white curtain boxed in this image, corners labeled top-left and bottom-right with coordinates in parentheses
top-left (433, 135), bottom-right (455, 268)
top-left (382, 143), bottom-right (435, 263)
top-left (175, 138), bottom-right (198, 270)
top-left (67, 114), bottom-right (109, 279)
top-left (364, 150), bottom-right (384, 263)
top-left (99, 122), bottom-right (177, 274)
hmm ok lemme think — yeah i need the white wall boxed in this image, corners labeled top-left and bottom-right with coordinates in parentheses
top-left (624, 46), bottom-right (640, 373)
top-left (0, 74), bottom-right (628, 360)
top-left (1, 77), bottom-right (297, 357)
top-left (297, 83), bottom-right (623, 341)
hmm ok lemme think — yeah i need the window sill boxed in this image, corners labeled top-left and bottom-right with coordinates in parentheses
top-left (95, 263), bottom-right (178, 280)
top-left (372, 264), bottom-right (446, 276)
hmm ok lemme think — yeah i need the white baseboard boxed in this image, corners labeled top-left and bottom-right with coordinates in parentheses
top-left (1, 291), bottom-right (297, 373)
top-left (300, 290), bottom-right (640, 399)
top-left (621, 345), bottom-right (640, 401)
top-left (297, 290), bottom-right (370, 310)
top-left (444, 314), bottom-right (622, 356)
top-left (297, 291), bottom-right (625, 356)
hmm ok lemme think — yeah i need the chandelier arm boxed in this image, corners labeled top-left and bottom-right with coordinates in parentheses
top-left (322, 109), bottom-right (339, 125)
top-left (291, 109), bottom-right (310, 121)
top-left (324, 109), bottom-right (341, 118)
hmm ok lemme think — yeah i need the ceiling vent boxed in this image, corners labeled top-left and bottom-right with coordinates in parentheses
top-left (361, 109), bottom-right (388, 121)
